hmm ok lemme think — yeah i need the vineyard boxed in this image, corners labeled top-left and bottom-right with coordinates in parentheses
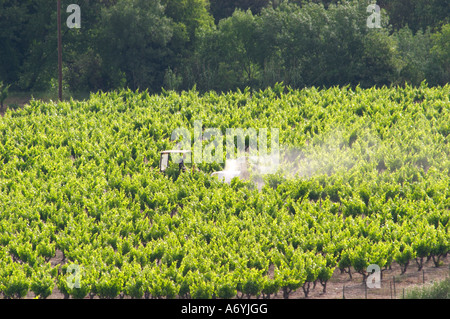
top-left (0, 83), bottom-right (449, 299)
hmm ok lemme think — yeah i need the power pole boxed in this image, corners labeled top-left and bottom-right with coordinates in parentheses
top-left (57, 0), bottom-right (63, 101)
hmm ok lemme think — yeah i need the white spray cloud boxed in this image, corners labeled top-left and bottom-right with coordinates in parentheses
top-left (245, 127), bottom-right (381, 189)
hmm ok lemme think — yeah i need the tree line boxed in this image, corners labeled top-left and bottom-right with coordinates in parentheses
top-left (0, 0), bottom-right (448, 95)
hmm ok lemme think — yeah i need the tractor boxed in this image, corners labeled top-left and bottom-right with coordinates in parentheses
top-left (159, 150), bottom-right (192, 173)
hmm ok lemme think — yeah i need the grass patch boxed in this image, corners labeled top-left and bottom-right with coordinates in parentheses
top-left (403, 277), bottom-right (450, 299)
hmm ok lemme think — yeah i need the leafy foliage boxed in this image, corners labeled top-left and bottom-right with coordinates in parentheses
top-left (0, 84), bottom-right (448, 298)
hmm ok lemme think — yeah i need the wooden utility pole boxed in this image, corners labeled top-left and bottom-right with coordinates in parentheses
top-left (57, 0), bottom-right (63, 101)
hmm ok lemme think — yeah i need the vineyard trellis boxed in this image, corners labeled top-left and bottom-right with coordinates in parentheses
top-left (341, 258), bottom-right (450, 299)
top-left (0, 84), bottom-right (449, 299)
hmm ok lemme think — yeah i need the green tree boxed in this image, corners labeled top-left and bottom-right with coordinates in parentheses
top-left (63, 0), bottom-right (119, 93)
top-left (209, 0), bottom-right (272, 23)
top-left (429, 23), bottom-right (450, 85)
top-left (377, 0), bottom-right (449, 33)
top-left (160, 0), bottom-right (214, 90)
top-left (392, 26), bottom-right (434, 86)
top-left (95, 0), bottom-right (173, 91)
top-left (0, 81), bottom-right (11, 110)
top-left (360, 29), bottom-right (398, 87)
top-left (0, 1), bottom-right (57, 91)
top-left (162, 0), bottom-right (214, 42)
top-left (0, 0), bottom-right (31, 87)
top-left (256, 2), bottom-right (326, 88)
top-left (192, 9), bottom-right (260, 91)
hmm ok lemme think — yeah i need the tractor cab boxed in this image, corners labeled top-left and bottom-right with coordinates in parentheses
top-left (159, 150), bottom-right (192, 172)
